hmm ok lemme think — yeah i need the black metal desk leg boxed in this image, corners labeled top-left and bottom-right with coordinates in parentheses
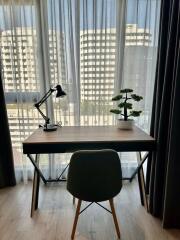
top-left (27, 154), bottom-right (46, 184)
top-left (30, 154), bottom-right (40, 217)
top-left (136, 152), bottom-right (148, 211)
top-left (35, 154), bottom-right (40, 210)
top-left (137, 170), bottom-right (144, 206)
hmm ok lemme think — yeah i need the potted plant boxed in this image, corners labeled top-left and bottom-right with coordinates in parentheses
top-left (110, 88), bottom-right (143, 129)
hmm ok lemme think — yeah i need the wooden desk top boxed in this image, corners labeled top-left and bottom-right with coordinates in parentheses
top-left (23, 126), bottom-right (156, 154)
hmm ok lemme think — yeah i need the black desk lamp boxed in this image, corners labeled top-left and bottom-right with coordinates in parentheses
top-left (34, 85), bottom-right (66, 131)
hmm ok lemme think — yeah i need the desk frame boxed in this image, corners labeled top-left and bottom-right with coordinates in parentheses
top-left (23, 126), bottom-right (156, 217)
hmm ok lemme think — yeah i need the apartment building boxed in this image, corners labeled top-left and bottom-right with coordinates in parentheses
top-left (80, 24), bottom-right (152, 103)
top-left (0, 27), bottom-right (66, 149)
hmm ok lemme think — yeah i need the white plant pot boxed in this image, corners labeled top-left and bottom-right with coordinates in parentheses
top-left (117, 119), bottom-right (134, 130)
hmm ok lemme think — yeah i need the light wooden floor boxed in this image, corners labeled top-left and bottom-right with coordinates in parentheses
top-left (0, 180), bottom-right (180, 240)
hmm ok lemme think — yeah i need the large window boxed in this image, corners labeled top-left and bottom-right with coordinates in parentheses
top-left (0, 0), bottom-right (160, 180)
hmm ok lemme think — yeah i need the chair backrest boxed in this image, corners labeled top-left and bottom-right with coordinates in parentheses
top-left (67, 149), bottom-right (122, 202)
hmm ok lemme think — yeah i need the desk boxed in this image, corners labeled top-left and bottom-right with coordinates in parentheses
top-left (23, 126), bottom-right (156, 216)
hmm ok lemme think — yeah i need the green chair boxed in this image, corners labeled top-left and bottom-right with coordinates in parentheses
top-left (67, 149), bottom-right (122, 239)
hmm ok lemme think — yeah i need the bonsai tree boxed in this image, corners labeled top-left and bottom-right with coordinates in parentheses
top-left (110, 88), bottom-right (143, 121)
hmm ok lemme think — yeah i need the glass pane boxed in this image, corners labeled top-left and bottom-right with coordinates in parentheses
top-left (46, 0), bottom-right (77, 126)
top-left (80, 0), bottom-right (116, 126)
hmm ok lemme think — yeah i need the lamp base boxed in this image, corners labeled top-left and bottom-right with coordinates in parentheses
top-left (43, 124), bottom-right (58, 131)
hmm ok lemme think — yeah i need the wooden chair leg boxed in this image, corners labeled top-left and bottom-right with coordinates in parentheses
top-left (71, 199), bottom-right (82, 239)
top-left (109, 199), bottom-right (121, 239)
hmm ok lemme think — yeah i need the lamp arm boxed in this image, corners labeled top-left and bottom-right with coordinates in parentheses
top-left (34, 88), bottom-right (55, 126)
top-left (35, 88), bottom-right (54, 107)
top-left (35, 105), bottom-right (50, 124)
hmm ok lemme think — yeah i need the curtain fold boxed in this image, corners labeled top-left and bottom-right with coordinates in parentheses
top-left (122, 0), bottom-right (160, 131)
top-left (0, 66), bottom-right (16, 188)
top-left (146, 0), bottom-right (180, 228)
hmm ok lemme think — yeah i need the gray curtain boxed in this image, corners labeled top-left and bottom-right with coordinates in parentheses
top-left (0, 66), bottom-right (16, 188)
top-left (146, 0), bottom-right (180, 228)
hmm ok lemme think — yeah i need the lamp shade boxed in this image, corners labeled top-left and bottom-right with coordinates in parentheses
top-left (55, 85), bottom-right (66, 98)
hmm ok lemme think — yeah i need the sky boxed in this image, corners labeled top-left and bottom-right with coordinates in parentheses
top-left (0, 0), bottom-right (160, 33)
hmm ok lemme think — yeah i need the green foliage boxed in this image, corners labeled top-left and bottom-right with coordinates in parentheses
top-left (130, 111), bottom-right (142, 117)
top-left (118, 102), bottom-right (132, 109)
top-left (131, 94), bottom-right (143, 101)
top-left (120, 88), bottom-right (133, 93)
top-left (110, 109), bottom-right (121, 114)
top-left (112, 95), bottom-right (123, 101)
top-left (110, 89), bottom-right (143, 121)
